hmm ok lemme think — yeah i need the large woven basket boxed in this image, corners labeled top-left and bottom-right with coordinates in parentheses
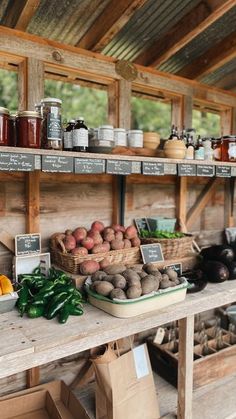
top-left (140, 234), bottom-right (194, 260)
top-left (50, 245), bottom-right (141, 274)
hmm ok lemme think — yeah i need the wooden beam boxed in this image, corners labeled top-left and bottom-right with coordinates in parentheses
top-left (108, 81), bottom-right (119, 127)
top-left (177, 31), bottom-right (236, 80)
top-left (118, 79), bottom-right (131, 129)
top-left (176, 177), bottom-right (188, 232)
top-left (221, 108), bottom-right (233, 136)
top-left (1, 0), bottom-right (27, 28)
top-left (224, 178), bottom-right (235, 228)
top-left (177, 315), bottom-right (194, 419)
top-left (15, 0), bottom-right (40, 31)
top-left (26, 171), bottom-right (40, 234)
top-left (171, 97), bottom-right (183, 130)
top-left (26, 366), bottom-right (40, 388)
top-left (186, 178), bottom-right (218, 229)
top-left (135, 0), bottom-right (235, 67)
top-left (77, 0), bottom-right (147, 52)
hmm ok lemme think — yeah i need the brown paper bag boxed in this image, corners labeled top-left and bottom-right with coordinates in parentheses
top-left (92, 343), bottom-right (160, 419)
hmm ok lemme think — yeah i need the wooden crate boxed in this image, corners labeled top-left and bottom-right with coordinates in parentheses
top-left (147, 326), bottom-right (236, 389)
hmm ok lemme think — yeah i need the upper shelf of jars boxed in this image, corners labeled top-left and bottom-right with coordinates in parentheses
top-left (0, 146), bottom-right (236, 178)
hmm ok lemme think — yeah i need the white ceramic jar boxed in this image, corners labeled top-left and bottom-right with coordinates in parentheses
top-left (127, 130), bottom-right (143, 147)
top-left (114, 128), bottom-right (127, 146)
top-left (98, 125), bottom-right (114, 142)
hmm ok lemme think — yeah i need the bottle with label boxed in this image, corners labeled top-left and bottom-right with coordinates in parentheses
top-left (169, 124), bottom-right (179, 140)
top-left (41, 98), bottom-right (62, 150)
top-left (180, 126), bottom-right (187, 145)
top-left (203, 138), bottom-right (213, 161)
top-left (185, 135), bottom-right (194, 160)
top-left (73, 117), bottom-right (88, 152)
top-left (63, 119), bottom-right (75, 151)
top-left (195, 136), bottom-right (204, 160)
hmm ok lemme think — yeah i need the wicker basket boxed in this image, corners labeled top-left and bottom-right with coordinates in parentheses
top-left (50, 245), bottom-right (141, 274)
top-left (140, 234), bottom-right (194, 259)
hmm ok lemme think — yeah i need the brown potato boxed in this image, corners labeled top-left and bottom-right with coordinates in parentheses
top-left (91, 271), bottom-right (108, 282)
top-left (141, 275), bottom-right (159, 295)
top-left (94, 281), bottom-right (114, 296)
top-left (110, 288), bottom-right (127, 300)
top-left (122, 269), bottom-right (140, 281)
top-left (111, 274), bottom-right (126, 289)
top-left (143, 263), bottom-right (160, 275)
top-left (130, 264), bottom-right (143, 272)
top-left (139, 271), bottom-right (148, 279)
top-left (126, 286), bottom-right (142, 299)
top-left (104, 264), bottom-right (126, 275)
top-left (160, 279), bottom-right (172, 289)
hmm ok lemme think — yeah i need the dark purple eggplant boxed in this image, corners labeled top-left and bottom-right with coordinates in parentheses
top-left (225, 261), bottom-right (236, 280)
top-left (200, 245), bottom-right (234, 264)
top-left (201, 260), bottom-right (229, 283)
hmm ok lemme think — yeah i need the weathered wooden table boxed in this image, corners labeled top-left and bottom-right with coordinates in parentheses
top-left (1, 281), bottom-right (236, 419)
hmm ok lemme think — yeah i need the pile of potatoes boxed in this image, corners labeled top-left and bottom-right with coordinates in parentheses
top-left (90, 263), bottom-right (182, 300)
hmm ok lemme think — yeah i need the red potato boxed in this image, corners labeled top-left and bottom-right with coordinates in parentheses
top-left (79, 260), bottom-right (100, 275)
top-left (65, 229), bottom-right (73, 236)
top-left (103, 241), bottom-right (111, 251)
top-left (103, 227), bottom-right (115, 235)
top-left (112, 224), bottom-right (126, 233)
top-left (73, 227), bottom-right (87, 242)
top-left (100, 258), bottom-right (110, 269)
top-left (71, 246), bottom-right (88, 256)
top-left (123, 238), bottom-right (132, 248)
top-left (131, 237), bottom-right (141, 247)
top-left (124, 225), bottom-right (138, 240)
top-left (92, 243), bottom-right (110, 254)
top-left (81, 236), bottom-right (94, 250)
top-left (64, 234), bottom-right (76, 251)
top-left (91, 220), bottom-right (105, 233)
top-left (115, 231), bottom-right (123, 241)
top-left (111, 239), bottom-right (125, 250)
top-left (103, 231), bottom-right (115, 242)
top-left (87, 230), bottom-right (103, 245)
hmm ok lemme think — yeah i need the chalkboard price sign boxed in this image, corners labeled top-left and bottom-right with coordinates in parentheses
top-left (0, 153), bottom-right (35, 172)
top-left (216, 166), bottom-right (231, 177)
top-left (197, 165), bottom-right (215, 177)
top-left (42, 155), bottom-right (74, 173)
top-left (15, 233), bottom-right (41, 256)
top-left (178, 164), bottom-right (196, 176)
top-left (106, 160), bottom-right (132, 175)
top-left (134, 218), bottom-right (150, 233)
top-left (142, 162), bottom-right (164, 175)
top-left (164, 263), bottom-right (182, 276)
top-left (140, 244), bottom-right (164, 264)
top-left (74, 158), bottom-right (105, 174)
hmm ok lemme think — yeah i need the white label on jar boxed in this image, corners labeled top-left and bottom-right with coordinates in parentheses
top-left (228, 143), bottom-right (236, 159)
top-left (114, 131), bottom-right (127, 146)
top-left (98, 128), bottom-right (114, 141)
top-left (63, 131), bottom-right (73, 149)
top-left (128, 132), bottom-right (143, 148)
top-left (73, 128), bottom-right (88, 147)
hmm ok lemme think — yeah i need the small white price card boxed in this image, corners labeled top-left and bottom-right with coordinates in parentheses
top-left (133, 344), bottom-right (149, 379)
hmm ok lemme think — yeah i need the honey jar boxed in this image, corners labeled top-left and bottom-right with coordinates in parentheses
top-left (0, 106), bottom-right (10, 146)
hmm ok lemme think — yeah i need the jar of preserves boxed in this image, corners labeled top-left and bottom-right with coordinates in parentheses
top-left (127, 130), bottom-right (143, 147)
top-left (0, 106), bottom-right (10, 146)
top-left (9, 113), bottom-right (17, 146)
top-left (221, 136), bottom-right (236, 162)
top-left (17, 111), bottom-right (42, 148)
top-left (41, 98), bottom-right (62, 150)
top-left (212, 138), bottom-right (221, 161)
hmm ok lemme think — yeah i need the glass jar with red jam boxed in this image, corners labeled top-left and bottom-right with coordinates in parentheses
top-left (221, 136), bottom-right (236, 162)
top-left (0, 106), bottom-right (10, 146)
top-left (17, 111), bottom-right (42, 148)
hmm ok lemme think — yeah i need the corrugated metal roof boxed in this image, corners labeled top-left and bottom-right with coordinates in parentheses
top-left (200, 57), bottom-right (236, 86)
top-left (0, 0), bottom-right (10, 21)
top-left (158, 7), bottom-right (236, 73)
top-left (26, 0), bottom-right (111, 45)
top-left (103, 0), bottom-right (201, 61)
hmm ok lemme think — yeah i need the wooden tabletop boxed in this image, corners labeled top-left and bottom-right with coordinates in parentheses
top-left (1, 280), bottom-right (236, 380)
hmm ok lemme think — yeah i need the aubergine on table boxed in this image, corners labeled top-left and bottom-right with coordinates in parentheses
top-left (201, 260), bottom-right (229, 283)
top-left (200, 245), bottom-right (235, 264)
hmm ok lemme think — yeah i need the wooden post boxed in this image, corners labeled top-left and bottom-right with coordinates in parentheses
top-left (118, 79), bottom-right (131, 129)
top-left (177, 315), bottom-right (194, 419)
top-left (108, 81), bottom-right (119, 127)
top-left (221, 108), bottom-right (233, 136)
top-left (232, 108), bottom-right (236, 133)
top-left (224, 178), bottom-right (235, 228)
top-left (18, 57), bottom-right (44, 388)
top-left (182, 95), bottom-right (193, 129)
top-left (176, 177), bottom-right (188, 232)
top-left (172, 96), bottom-right (183, 130)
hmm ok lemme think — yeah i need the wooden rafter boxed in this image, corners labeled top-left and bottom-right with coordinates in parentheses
top-left (77, 0), bottom-right (147, 52)
top-left (1, 0), bottom-right (40, 30)
top-left (214, 71), bottom-right (236, 91)
top-left (177, 31), bottom-right (236, 80)
top-left (135, 0), bottom-right (235, 67)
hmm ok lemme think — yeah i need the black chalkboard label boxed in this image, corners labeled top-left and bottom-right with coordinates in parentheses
top-left (216, 166), bottom-right (231, 177)
top-left (142, 162), bottom-right (164, 175)
top-left (42, 155), bottom-right (74, 173)
top-left (134, 218), bottom-right (150, 233)
top-left (164, 163), bottom-right (177, 175)
top-left (75, 158), bottom-right (105, 174)
top-left (0, 153), bottom-right (35, 172)
top-left (197, 165), bottom-right (215, 177)
top-left (140, 244), bottom-right (164, 263)
top-left (106, 160), bottom-right (132, 175)
top-left (15, 233), bottom-right (41, 256)
top-left (164, 263), bottom-right (182, 276)
top-left (178, 164), bottom-right (196, 176)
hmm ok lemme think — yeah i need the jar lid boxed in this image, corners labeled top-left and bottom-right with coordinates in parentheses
top-left (41, 98), bottom-right (62, 105)
top-left (222, 135), bottom-right (236, 140)
top-left (114, 128), bottom-right (126, 132)
top-left (0, 106), bottom-right (9, 115)
top-left (18, 111), bottom-right (42, 118)
top-left (99, 125), bottom-right (113, 129)
top-left (127, 130), bottom-right (143, 134)
top-left (69, 119), bottom-right (76, 123)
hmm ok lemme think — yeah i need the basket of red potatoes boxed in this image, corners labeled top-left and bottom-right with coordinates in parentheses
top-left (50, 221), bottom-right (141, 275)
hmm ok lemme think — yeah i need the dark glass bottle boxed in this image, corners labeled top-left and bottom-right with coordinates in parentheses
top-left (72, 116), bottom-right (88, 152)
top-left (169, 124), bottom-right (179, 140)
top-left (63, 119), bottom-right (75, 151)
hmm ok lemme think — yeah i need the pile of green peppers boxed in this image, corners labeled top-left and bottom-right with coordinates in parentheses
top-left (16, 267), bottom-right (84, 324)
top-left (140, 229), bottom-right (185, 239)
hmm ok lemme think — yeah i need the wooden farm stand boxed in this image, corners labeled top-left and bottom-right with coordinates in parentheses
top-left (0, 25), bottom-right (236, 419)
